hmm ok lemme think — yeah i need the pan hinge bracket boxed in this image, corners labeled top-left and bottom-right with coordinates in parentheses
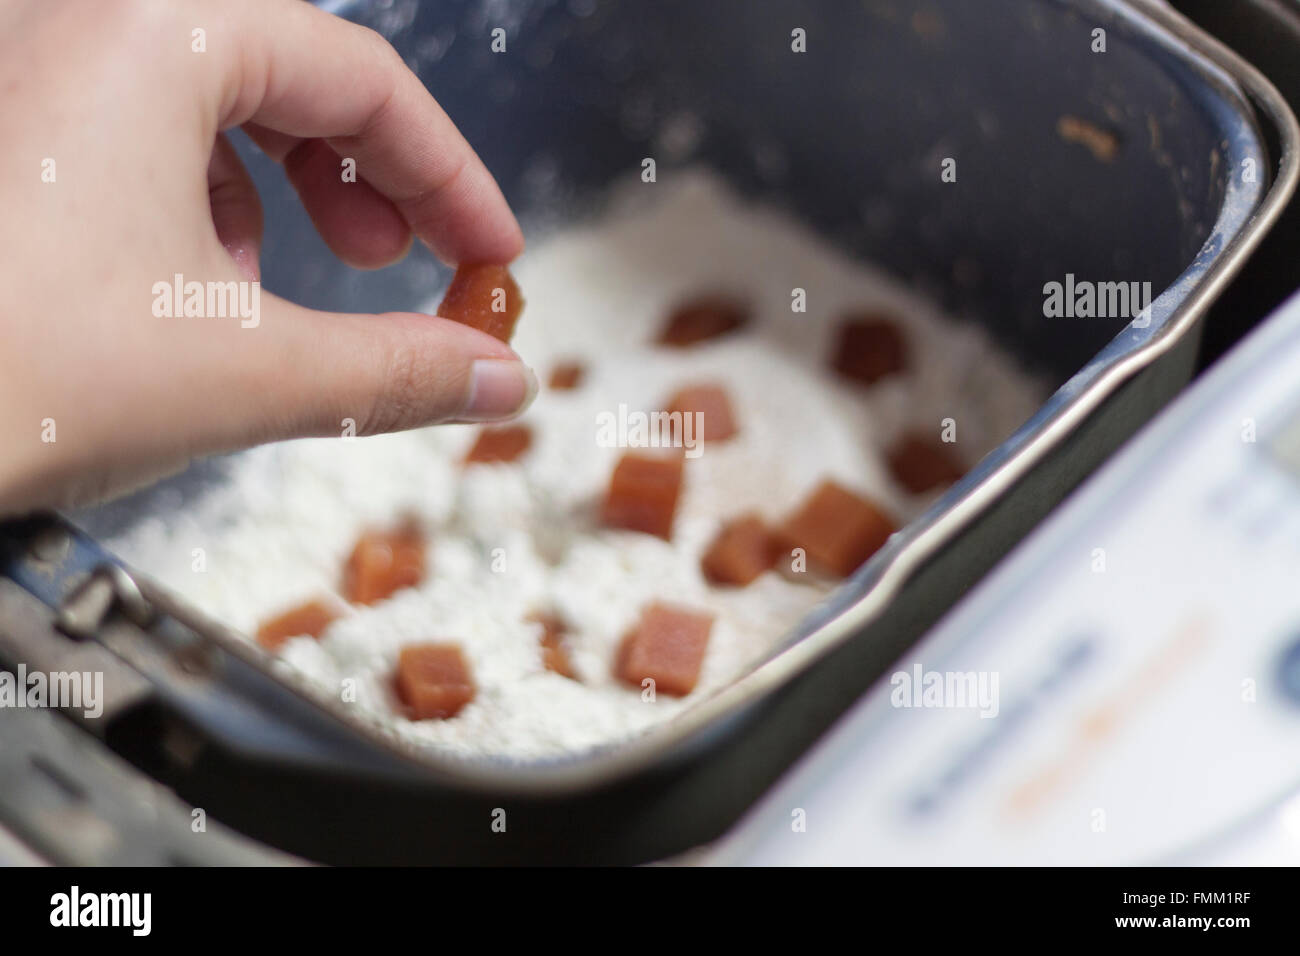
top-left (55, 563), bottom-right (155, 640)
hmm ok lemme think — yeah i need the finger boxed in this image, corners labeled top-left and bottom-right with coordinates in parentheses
top-left (241, 122), bottom-right (300, 163)
top-left (211, 295), bottom-right (538, 450)
top-left (213, 0), bottom-right (523, 265)
top-left (243, 125), bottom-right (414, 270)
top-left (207, 133), bottom-right (263, 281)
top-left (282, 139), bottom-right (413, 270)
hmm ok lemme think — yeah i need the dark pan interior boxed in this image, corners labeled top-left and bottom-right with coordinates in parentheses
top-left (253, 0), bottom-right (1229, 380)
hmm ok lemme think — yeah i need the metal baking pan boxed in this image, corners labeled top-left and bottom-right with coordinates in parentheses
top-left (1, 0), bottom-right (1296, 864)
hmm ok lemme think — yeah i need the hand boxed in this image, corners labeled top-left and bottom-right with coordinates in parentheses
top-left (0, 0), bottom-right (535, 515)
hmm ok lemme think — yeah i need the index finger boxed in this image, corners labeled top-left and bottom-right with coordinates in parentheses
top-left (207, 0), bottom-right (523, 265)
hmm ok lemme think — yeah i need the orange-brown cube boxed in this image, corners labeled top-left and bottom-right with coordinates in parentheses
top-left (657, 296), bottom-right (749, 347)
top-left (395, 643), bottom-right (475, 720)
top-left (774, 479), bottom-right (896, 578)
top-left (665, 384), bottom-right (738, 442)
top-left (343, 523), bottom-right (426, 605)
top-left (701, 514), bottom-right (776, 586)
top-left (615, 602), bottom-right (713, 696)
top-left (600, 452), bottom-right (685, 540)
top-left (437, 263), bottom-right (524, 343)
top-left (831, 315), bottom-right (907, 385)
top-left (527, 611), bottom-right (577, 680)
top-left (887, 433), bottom-right (965, 493)
top-left (548, 361), bottom-right (585, 390)
top-left (256, 599), bottom-right (339, 651)
top-left (464, 424), bottom-right (532, 465)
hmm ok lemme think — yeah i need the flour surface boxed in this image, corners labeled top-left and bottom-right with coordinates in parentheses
top-left (104, 172), bottom-right (1045, 761)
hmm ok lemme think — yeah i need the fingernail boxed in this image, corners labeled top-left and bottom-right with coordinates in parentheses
top-left (459, 359), bottom-right (537, 422)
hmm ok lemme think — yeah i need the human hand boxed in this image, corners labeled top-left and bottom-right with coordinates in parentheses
top-left (0, 0), bottom-right (535, 514)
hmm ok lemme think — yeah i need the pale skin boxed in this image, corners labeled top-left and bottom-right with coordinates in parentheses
top-left (0, 0), bottom-right (535, 515)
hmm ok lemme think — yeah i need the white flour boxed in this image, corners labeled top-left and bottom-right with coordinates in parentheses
top-left (103, 171), bottom-right (1046, 761)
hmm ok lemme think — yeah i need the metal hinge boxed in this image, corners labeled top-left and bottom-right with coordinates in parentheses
top-left (55, 563), bottom-right (155, 640)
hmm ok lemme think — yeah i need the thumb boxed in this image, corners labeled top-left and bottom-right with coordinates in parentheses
top-left (226, 292), bottom-right (537, 444)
